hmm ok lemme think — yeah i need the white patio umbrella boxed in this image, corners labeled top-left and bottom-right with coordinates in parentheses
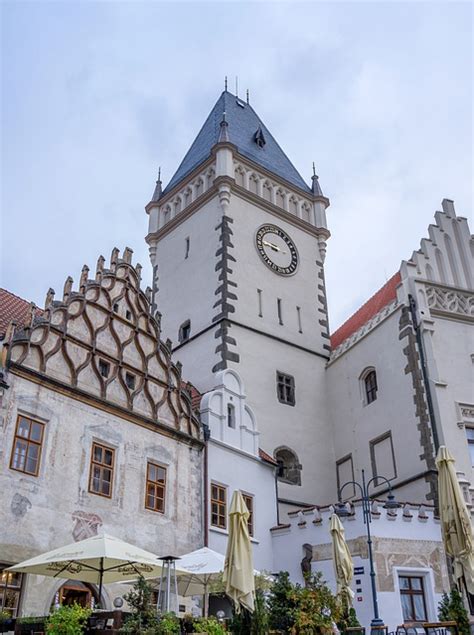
top-left (223, 490), bottom-right (255, 613)
top-left (330, 513), bottom-right (354, 608)
top-left (436, 445), bottom-right (474, 594)
top-left (176, 547), bottom-right (226, 616)
top-left (7, 532), bottom-right (165, 603)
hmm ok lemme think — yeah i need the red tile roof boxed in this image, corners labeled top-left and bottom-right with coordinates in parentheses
top-left (330, 271), bottom-right (401, 350)
top-left (0, 288), bottom-right (43, 338)
top-left (259, 448), bottom-right (278, 465)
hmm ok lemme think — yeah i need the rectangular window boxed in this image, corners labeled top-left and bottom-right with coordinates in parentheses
top-left (399, 576), bottom-right (427, 622)
top-left (10, 415), bottom-right (45, 476)
top-left (211, 483), bottom-right (227, 529)
top-left (336, 454), bottom-right (355, 500)
top-left (0, 565), bottom-right (23, 617)
top-left (145, 462), bottom-right (167, 513)
top-left (276, 372), bottom-right (295, 406)
top-left (242, 493), bottom-right (254, 537)
top-left (370, 431), bottom-right (397, 485)
top-left (277, 298), bottom-right (283, 325)
top-left (466, 428), bottom-right (474, 466)
top-left (89, 442), bottom-right (115, 498)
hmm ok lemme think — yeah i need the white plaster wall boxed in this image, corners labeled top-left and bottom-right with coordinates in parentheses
top-left (272, 507), bottom-right (446, 631)
top-left (152, 196), bottom-right (221, 348)
top-left (327, 309), bottom-right (431, 502)
top-left (0, 374), bottom-right (203, 615)
top-left (228, 325), bottom-right (336, 508)
top-left (207, 441), bottom-right (277, 572)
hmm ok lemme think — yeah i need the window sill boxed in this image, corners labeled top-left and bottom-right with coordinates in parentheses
top-left (209, 526), bottom-right (259, 544)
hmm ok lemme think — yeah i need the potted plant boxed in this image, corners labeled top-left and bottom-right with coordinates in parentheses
top-left (192, 616), bottom-right (226, 635)
top-left (15, 615), bottom-right (47, 634)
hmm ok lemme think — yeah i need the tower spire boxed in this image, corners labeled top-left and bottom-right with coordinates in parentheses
top-left (218, 111), bottom-right (229, 143)
top-left (151, 167), bottom-right (162, 202)
top-left (311, 163), bottom-right (324, 197)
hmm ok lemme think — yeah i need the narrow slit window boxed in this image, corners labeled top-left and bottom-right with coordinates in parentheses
top-left (185, 237), bottom-right (190, 259)
top-left (242, 493), bottom-right (254, 537)
top-left (227, 403), bottom-right (235, 429)
top-left (257, 289), bottom-right (263, 317)
top-left (277, 298), bottom-right (283, 325)
top-left (296, 306), bottom-right (302, 333)
top-left (179, 320), bottom-right (191, 343)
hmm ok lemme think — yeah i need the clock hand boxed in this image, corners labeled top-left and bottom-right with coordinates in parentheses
top-left (262, 240), bottom-right (287, 254)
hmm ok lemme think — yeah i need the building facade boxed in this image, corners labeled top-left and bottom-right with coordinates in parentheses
top-left (0, 250), bottom-right (204, 616)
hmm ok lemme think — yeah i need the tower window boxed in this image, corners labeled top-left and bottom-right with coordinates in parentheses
top-left (98, 359), bottom-right (110, 378)
top-left (113, 303), bottom-right (119, 313)
top-left (277, 298), bottom-right (283, 325)
top-left (364, 370), bottom-right (378, 404)
top-left (276, 371), bottom-right (295, 406)
top-left (227, 403), bottom-right (235, 429)
top-left (466, 428), bottom-right (474, 465)
top-left (125, 310), bottom-right (132, 321)
top-left (274, 447), bottom-right (301, 485)
top-left (296, 306), bottom-right (302, 333)
top-left (257, 289), bottom-right (263, 317)
top-left (125, 372), bottom-right (136, 390)
top-left (179, 320), bottom-right (191, 343)
top-left (185, 237), bottom-right (190, 259)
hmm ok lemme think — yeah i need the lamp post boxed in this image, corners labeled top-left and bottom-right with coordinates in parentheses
top-left (335, 469), bottom-right (400, 631)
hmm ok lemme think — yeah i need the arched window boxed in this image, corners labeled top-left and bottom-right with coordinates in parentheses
top-left (262, 181), bottom-right (272, 202)
top-left (178, 320), bottom-right (191, 343)
top-left (276, 189), bottom-right (285, 208)
top-left (235, 166), bottom-right (245, 187)
top-left (274, 447), bottom-right (302, 485)
top-left (249, 174), bottom-right (259, 195)
top-left (163, 206), bottom-right (171, 225)
top-left (195, 178), bottom-right (204, 198)
top-left (361, 368), bottom-right (378, 405)
top-left (289, 196), bottom-right (298, 215)
top-left (227, 403), bottom-right (235, 429)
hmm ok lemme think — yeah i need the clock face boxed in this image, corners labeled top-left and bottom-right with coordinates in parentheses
top-left (255, 224), bottom-right (298, 275)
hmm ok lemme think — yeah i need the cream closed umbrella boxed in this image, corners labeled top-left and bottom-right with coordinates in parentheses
top-left (436, 445), bottom-right (474, 594)
top-left (223, 490), bottom-right (255, 613)
top-left (6, 532), bottom-right (165, 603)
top-left (330, 513), bottom-right (355, 608)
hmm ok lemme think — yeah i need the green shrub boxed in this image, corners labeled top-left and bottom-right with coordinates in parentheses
top-left (192, 616), bottom-right (226, 634)
top-left (46, 603), bottom-right (91, 634)
top-left (438, 587), bottom-right (470, 635)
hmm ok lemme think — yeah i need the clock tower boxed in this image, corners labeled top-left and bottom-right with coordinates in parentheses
top-left (146, 90), bottom-right (336, 509)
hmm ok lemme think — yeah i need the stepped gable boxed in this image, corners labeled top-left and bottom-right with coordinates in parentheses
top-left (2, 249), bottom-right (201, 442)
top-left (330, 271), bottom-right (401, 349)
top-left (163, 90), bottom-right (311, 195)
top-left (0, 289), bottom-right (43, 338)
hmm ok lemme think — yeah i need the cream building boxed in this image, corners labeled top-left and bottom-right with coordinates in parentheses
top-left (0, 250), bottom-right (204, 616)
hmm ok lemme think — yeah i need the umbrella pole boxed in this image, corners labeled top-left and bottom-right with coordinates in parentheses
top-left (204, 582), bottom-right (209, 618)
top-left (98, 557), bottom-right (104, 608)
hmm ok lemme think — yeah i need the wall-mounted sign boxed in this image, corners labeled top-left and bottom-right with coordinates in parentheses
top-left (354, 567), bottom-right (365, 575)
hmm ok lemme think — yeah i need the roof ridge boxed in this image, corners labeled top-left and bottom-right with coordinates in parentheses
top-left (0, 287), bottom-right (35, 305)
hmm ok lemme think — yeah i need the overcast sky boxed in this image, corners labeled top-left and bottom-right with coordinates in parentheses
top-left (2, 1), bottom-right (472, 331)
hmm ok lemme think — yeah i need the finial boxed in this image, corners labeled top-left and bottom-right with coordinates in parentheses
top-left (45, 288), bottom-right (55, 309)
top-left (312, 162), bottom-right (316, 177)
top-left (246, 89), bottom-right (249, 104)
top-left (311, 164), bottom-right (324, 197)
top-left (224, 76), bottom-right (228, 91)
top-left (218, 110), bottom-right (229, 143)
top-left (110, 247), bottom-right (119, 268)
top-left (123, 247), bottom-right (133, 264)
top-left (235, 76), bottom-right (238, 98)
top-left (63, 276), bottom-right (73, 301)
top-left (152, 167), bottom-right (162, 202)
top-left (79, 265), bottom-right (89, 293)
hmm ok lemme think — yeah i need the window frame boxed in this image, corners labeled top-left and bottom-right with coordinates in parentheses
top-left (276, 371), bottom-right (295, 406)
top-left (179, 320), bottom-right (191, 343)
top-left (0, 565), bottom-right (24, 617)
top-left (466, 427), bottom-right (474, 466)
top-left (9, 414), bottom-right (45, 477)
top-left (336, 454), bottom-right (355, 500)
top-left (364, 369), bottom-right (378, 405)
top-left (241, 492), bottom-right (254, 537)
top-left (144, 461), bottom-right (167, 514)
top-left (210, 482), bottom-right (227, 530)
top-left (370, 430), bottom-right (397, 486)
top-left (98, 359), bottom-right (110, 378)
top-left (125, 372), bottom-right (136, 390)
top-left (88, 442), bottom-right (115, 499)
top-left (399, 575), bottom-right (428, 622)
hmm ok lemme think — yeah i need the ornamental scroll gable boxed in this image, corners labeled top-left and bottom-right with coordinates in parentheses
top-left (4, 248), bottom-right (201, 441)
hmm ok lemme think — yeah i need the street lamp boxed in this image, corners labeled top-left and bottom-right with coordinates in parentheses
top-left (335, 469), bottom-right (401, 631)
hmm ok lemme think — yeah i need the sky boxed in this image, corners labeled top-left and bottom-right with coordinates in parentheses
top-left (1, 1), bottom-right (472, 332)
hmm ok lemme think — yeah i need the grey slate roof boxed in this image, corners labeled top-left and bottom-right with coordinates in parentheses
top-left (163, 91), bottom-right (312, 195)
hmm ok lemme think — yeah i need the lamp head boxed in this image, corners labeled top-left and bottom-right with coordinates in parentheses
top-left (383, 492), bottom-right (401, 510)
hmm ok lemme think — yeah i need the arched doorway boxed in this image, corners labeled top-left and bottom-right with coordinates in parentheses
top-left (51, 580), bottom-right (99, 609)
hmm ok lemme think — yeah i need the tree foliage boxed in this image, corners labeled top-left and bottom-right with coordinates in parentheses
top-left (438, 587), bottom-right (470, 635)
